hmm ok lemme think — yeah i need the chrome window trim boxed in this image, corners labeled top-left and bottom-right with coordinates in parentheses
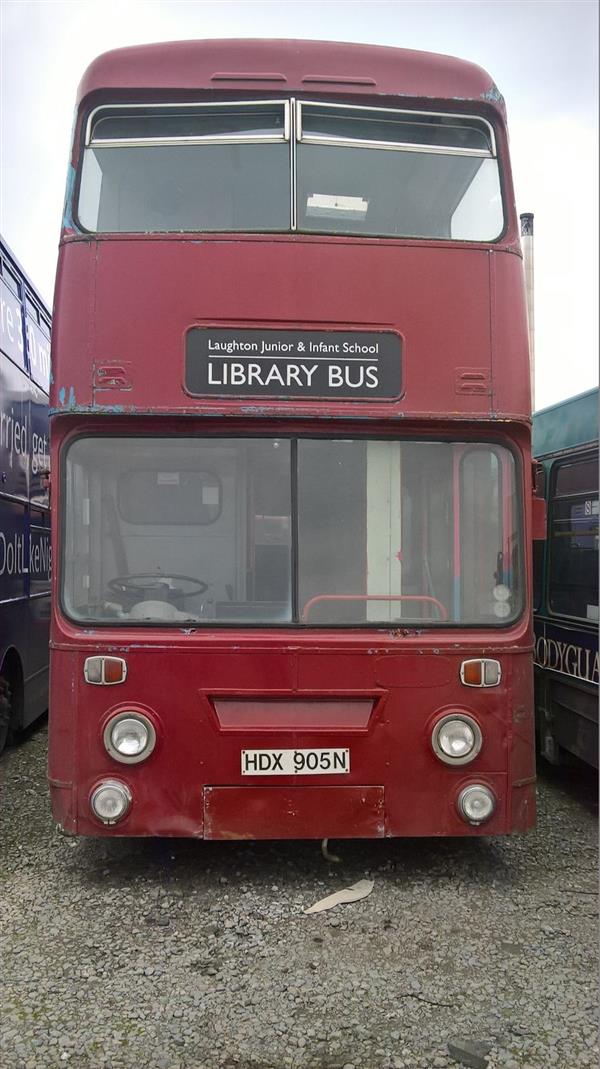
top-left (86, 99), bottom-right (496, 156)
top-left (86, 99), bottom-right (291, 148)
top-left (296, 99), bottom-right (496, 158)
top-left (290, 97), bottom-right (297, 230)
top-left (299, 136), bottom-right (491, 158)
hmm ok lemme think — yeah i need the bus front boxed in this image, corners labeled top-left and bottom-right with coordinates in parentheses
top-left (49, 40), bottom-right (536, 838)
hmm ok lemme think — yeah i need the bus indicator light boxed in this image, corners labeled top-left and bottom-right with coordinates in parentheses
top-left (460, 659), bottom-right (501, 687)
top-left (84, 656), bottom-right (127, 685)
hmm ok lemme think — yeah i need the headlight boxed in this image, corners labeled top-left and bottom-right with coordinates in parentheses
top-left (90, 780), bottom-right (132, 824)
top-left (431, 714), bottom-right (482, 765)
top-left (457, 784), bottom-right (496, 825)
top-left (103, 712), bottom-right (156, 764)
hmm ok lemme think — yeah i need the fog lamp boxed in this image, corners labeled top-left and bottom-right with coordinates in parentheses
top-left (457, 784), bottom-right (496, 825)
top-left (90, 780), bottom-right (132, 825)
top-left (104, 712), bottom-right (156, 764)
top-left (432, 714), bottom-right (482, 765)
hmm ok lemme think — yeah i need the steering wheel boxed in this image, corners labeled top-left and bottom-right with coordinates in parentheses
top-left (107, 574), bottom-right (208, 601)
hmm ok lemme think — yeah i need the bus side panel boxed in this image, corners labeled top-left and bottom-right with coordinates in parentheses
top-left (490, 250), bottom-right (531, 417)
top-left (507, 650), bottom-right (536, 833)
top-left (534, 619), bottom-right (599, 769)
top-left (49, 240), bottom-right (95, 411)
top-left (537, 671), bottom-right (598, 770)
top-left (48, 649), bottom-right (80, 833)
top-left (1, 245), bottom-right (51, 738)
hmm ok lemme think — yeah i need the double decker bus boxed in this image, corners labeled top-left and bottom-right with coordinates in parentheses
top-left (533, 388), bottom-right (598, 768)
top-left (1, 237), bottom-right (51, 753)
top-left (49, 40), bottom-right (537, 838)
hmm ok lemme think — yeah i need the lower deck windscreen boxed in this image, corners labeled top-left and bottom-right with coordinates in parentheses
top-left (62, 436), bottom-right (522, 626)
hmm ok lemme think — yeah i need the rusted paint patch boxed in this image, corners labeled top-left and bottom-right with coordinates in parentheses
top-left (481, 83), bottom-right (504, 105)
top-left (57, 386), bottom-right (77, 408)
top-left (513, 704), bottom-right (531, 724)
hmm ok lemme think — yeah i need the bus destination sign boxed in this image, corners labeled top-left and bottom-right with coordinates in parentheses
top-left (185, 328), bottom-right (402, 400)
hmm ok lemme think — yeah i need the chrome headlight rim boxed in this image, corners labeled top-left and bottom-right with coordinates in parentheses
top-left (457, 783), bottom-right (496, 826)
top-left (431, 712), bottom-right (482, 766)
top-left (90, 779), bottom-right (132, 825)
top-left (103, 710), bottom-right (157, 764)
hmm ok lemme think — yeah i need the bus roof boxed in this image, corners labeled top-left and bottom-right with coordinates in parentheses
top-left (76, 39), bottom-right (505, 115)
top-left (533, 387), bottom-right (599, 458)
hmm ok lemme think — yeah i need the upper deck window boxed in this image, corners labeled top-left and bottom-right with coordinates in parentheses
top-left (76, 99), bottom-right (504, 241)
top-left (86, 102), bottom-right (289, 144)
top-left (79, 101), bottom-right (291, 233)
top-left (296, 102), bottom-right (503, 240)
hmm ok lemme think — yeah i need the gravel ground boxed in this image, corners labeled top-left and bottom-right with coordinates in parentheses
top-left (1, 719), bottom-right (597, 1069)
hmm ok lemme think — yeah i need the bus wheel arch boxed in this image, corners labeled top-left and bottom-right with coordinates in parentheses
top-left (0, 650), bottom-right (24, 754)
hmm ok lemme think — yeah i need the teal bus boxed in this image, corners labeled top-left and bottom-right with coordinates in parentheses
top-left (533, 388), bottom-right (598, 767)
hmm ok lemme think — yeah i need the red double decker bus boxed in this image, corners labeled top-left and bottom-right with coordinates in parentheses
top-left (49, 39), bottom-right (536, 839)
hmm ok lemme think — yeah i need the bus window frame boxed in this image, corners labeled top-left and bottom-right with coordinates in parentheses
top-left (1, 258), bottom-right (21, 298)
top-left (0, 258), bottom-right (27, 373)
top-left (73, 97), bottom-right (507, 244)
top-left (546, 450), bottom-right (599, 625)
top-left (85, 99), bottom-right (292, 148)
top-left (58, 429), bottom-right (525, 632)
top-left (1, 251), bottom-right (51, 595)
top-left (295, 100), bottom-right (497, 158)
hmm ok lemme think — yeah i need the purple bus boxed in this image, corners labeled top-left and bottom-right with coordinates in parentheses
top-left (0, 237), bottom-right (51, 753)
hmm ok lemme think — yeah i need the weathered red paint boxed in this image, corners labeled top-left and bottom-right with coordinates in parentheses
top-left (49, 39), bottom-right (535, 839)
top-left (74, 39), bottom-right (507, 121)
top-left (49, 590), bottom-right (534, 837)
top-left (51, 239), bottom-right (530, 421)
top-left (204, 786), bottom-right (386, 841)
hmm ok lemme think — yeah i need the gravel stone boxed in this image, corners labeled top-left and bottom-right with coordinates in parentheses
top-left (0, 724), bottom-right (597, 1069)
top-left (447, 1038), bottom-right (492, 1069)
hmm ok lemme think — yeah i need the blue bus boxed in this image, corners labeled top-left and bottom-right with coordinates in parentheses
top-left (0, 237), bottom-right (51, 753)
top-left (533, 388), bottom-right (598, 768)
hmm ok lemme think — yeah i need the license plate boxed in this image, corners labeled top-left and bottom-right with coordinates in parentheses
top-left (241, 747), bottom-right (350, 776)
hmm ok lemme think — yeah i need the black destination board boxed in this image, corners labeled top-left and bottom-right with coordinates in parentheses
top-left (185, 328), bottom-right (402, 400)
